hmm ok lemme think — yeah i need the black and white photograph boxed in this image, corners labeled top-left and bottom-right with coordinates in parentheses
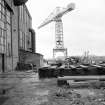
top-left (0, 0), bottom-right (105, 105)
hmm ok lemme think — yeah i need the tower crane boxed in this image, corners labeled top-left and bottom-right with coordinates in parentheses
top-left (38, 3), bottom-right (75, 58)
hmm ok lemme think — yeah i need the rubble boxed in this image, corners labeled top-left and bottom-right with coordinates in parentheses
top-left (47, 85), bottom-right (105, 105)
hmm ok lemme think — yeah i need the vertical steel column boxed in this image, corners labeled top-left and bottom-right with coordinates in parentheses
top-left (55, 18), bottom-right (64, 49)
top-left (53, 18), bottom-right (67, 58)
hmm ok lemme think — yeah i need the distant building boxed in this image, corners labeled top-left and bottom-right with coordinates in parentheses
top-left (0, 0), bottom-right (43, 73)
top-left (47, 59), bottom-right (56, 65)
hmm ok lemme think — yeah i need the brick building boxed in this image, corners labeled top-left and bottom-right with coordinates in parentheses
top-left (0, 0), bottom-right (43, 73)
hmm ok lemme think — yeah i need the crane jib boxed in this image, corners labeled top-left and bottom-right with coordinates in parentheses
top-left (38, 3), bottom-right (75, 58)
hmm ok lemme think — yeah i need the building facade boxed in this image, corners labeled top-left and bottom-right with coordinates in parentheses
top-left (0, 0), bottom-right (43, 73)
top-left (18, 4), bottom-right (35, 62)
top-left (18, 4), bottom-right (43, 70)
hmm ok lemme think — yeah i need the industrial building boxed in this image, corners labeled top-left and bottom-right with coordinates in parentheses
top-left (0, 0), bottom-right (43, 73)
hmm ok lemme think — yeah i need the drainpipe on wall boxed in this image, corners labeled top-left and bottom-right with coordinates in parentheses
top-left (29, 28), bottom-right (36, 53)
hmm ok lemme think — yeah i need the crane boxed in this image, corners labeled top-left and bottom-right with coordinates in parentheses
top-left (38, 3), bottom-right (75, 58)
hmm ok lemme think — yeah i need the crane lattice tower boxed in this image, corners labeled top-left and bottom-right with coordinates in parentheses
top-left (38, 3), bottom-right (75, 58)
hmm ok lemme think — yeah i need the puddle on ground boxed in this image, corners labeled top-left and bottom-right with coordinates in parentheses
top-left (0, 89), bottom-right (6, 95)
top-left (0, 89), bottom-right (9, 105)
top-left (74, 89), bottom-right (95, 97)
top-left (35, 96), bottom-right (48, 105)
top-left (35, 90), bottom-right (49, 96)
top-left (0, 97), bottom-right (9, 105)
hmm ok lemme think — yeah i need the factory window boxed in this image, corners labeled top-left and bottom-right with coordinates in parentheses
top-left (21, 6), bottom-right (23, 21)
top-left (19, 6), bottom-right (21, 20)
top-left (24, 10), bottom-right (26, 24)
top-left (19, 5), bottom-right (24, 22)
top-left (19, 6), bottom-right (23, 21)
top-left (0, 0), bottom-right (6, 54)
top-left (26, 13), bottom-right (29, 26)
top-left (26, 32), bottom-right (32, 51)
top-left (6, 8), bottom-right (11, 56)
top-left (19, 31), bottom-right (25, 49)
top-left (22, 33), bottom-right (25, 49)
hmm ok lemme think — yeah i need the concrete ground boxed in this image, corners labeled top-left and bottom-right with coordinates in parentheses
top-left (0, 71), bottom-right (58, 105)
top-left (0, 71), bottom-right (105, 105)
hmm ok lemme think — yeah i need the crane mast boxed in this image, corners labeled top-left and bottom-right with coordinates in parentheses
top-left (53, 17), bottom-right (67, 58)
top-left (55, 18), bottom-right (64, 49)
top-left (38, 3), bottom-right (75, 58)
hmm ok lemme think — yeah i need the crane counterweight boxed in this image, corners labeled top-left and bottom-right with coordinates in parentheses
top-left (67, 3), bottom-right (75, 10)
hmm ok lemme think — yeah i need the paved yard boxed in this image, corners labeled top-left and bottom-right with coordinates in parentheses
top-left (0, 71), bottom-right (58, 105)
top-left (0, 71), bottom-right (105, 105)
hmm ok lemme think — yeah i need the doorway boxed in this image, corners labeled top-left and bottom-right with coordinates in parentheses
top-left (0, 54), bottom-right (5, 73)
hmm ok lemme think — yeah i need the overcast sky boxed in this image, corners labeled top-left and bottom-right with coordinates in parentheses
top-left (26, 0), bottom-right (105, 59)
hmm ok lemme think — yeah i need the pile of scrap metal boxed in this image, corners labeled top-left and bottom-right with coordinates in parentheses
top-left (57, 57), bottom-right (105, 76)
top-left (57, 64), bottom-right (105, 77)
top-left (38, 56), bottom-right (105, 79)
top-left (38, 65), bottom-right (58, 79)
